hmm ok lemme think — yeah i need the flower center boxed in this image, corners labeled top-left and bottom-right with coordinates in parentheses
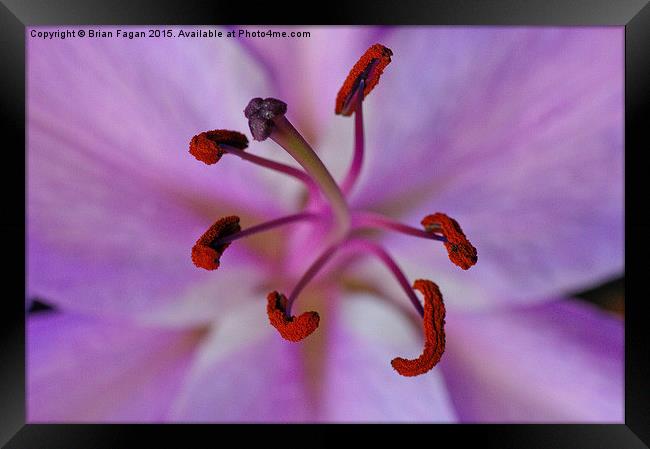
top-left (187, 43), bottom-right (477, 377)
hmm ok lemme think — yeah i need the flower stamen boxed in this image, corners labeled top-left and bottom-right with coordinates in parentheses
top-left (189, 130), bottom-right (248, 165)
top-left (192, 213), bottom-right (324, 271)
top-left (422, 213), bottom-right (478, 269)
top-left (344, 238), bottom-right (424, 317)
top-left (213, 212), bottom-right (321, 246)
top-left (286, 242), bottom-right (343, 315)
top-left (335, 43), bottom-right (392, 116)
top-left (189, 129), bottom-right (318, 196)
top-left (191, 215), bottom-right (241, 270)
top-left (267, 291), bottom-right (320, 342)
top-left (391, 279), bottom-right (446, 377)
top-left (266, 241), bottom-right (342, 342)
top-left (353, 211), bottom-right (446, 242)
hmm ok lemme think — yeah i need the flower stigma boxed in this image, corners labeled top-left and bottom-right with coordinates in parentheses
top-left (188, 43), bottom-right (477, 377)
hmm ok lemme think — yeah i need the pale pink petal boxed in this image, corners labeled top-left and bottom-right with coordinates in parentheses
top-left (169, 302), bottom-right (314, 422)
top-left (27, 144), bottom-right (272, 322)
top-left (170, 291), bottom-right (457, 422)
top-left (28, 27), bottom-right (301, 214)
top-left (320, 294), bottom-right (457, 422)
top-left (28, 27), bottom-right (305, 319)
top-left (338, 27), bottom-right (622, 308)
top-left (441, 299), bottom-right (623, 422)
top-left (28, 312), bottom-right (203, 422)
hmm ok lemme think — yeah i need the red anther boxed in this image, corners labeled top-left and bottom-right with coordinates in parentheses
top-left (391, 279), bottom-right (446, 377)
top-left (191, 216), bottom-right (241, 270)
top-left (422, 213), bottom-right (478, 270)
top-left (266, 291), bottom-right (320, 342)
top-left (189, 130), bottom-right (248, 165)
top-left (335, 43), bottom-right (393, 116)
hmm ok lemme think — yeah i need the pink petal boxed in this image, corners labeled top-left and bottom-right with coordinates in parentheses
top-left (170, 292), bottom-right (457, 422)
top-left (28, 28), bottom-right (300, 214)
top-left (440, 299), bottom-right (623, 422)
top-left (169, 302), bottom-right (314, 422)
top-left (344, 27), bottom-right (623, 307)
top-left (28, 312), bottom-right (203, 422)
top-left (27, 139), bottom-right (270, 322)
top-left (319, 294), bottom-right (458, 422)
top-left (28, 27), bottom-right (304, 319)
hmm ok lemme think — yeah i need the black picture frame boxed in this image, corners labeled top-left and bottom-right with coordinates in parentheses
top-left (2, 0), bottom-right (648, 447)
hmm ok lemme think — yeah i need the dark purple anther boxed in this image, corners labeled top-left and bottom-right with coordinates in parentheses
top-left (244, 97), bottom-right (288, 141)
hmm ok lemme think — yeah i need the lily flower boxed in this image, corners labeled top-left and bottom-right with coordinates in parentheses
top-left (27, 26), bottom-right (623, 422)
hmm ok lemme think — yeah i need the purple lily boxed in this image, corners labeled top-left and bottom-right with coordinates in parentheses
top-left (27, 26), bottom-right (623, 422)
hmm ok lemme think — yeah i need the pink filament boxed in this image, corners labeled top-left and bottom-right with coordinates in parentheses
top-left (285, 235), bottom-right (424, 318)
top-left (286, 242), bottom-right (342, 315)
top-left (353, 212), bottom-right (445, 241)
top-left (344, 238), bottom-right (424, 317)
top-left (221, 144), bottom-right (319, 199)
top-left (214, 212), bottom-right (321, 245)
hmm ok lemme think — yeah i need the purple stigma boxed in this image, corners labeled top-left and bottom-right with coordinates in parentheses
top-left (244, 97), bottom-right (288, 141)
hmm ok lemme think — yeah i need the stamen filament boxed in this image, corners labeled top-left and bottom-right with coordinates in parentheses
top-left (286, 241), bottom-right (343, 315)
top-left (353, 212), bottom-right (445, 242)
top-left (270, 116), bottom-right (351, 235)
top-left (340, 79), bottom-right (365, 195)
top-left (214, 212), bottom-right (321, 246)
top-left (344, 238), bottom-right (424, 317)
top-left (221, 144), bottom-right (319, 199)
top-left (285, 236), bottom-right (425, 318)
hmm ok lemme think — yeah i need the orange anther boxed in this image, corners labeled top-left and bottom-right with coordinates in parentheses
top-left (391, 279), bottom-right (446, 377)
top-left (422, 213), bottom-right (477, 270)
top-left (266, 291), bottom-right (320, 342)
top-left (189, 130), bottom-right (248, 165)
top-left (335, 43), bottom-right (393, 116)
top-left (191, 216), bottom-right (241, 270)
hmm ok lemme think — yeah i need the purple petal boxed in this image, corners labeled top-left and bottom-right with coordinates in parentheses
top-left (170, 290), bottom-right (457, 422)
top-left (27, 142), bottom-right (271, 322)
top-left (440, 299), bottom-right (623, 422)
top-left (28, 312), bottom-right (202, 422)
top-left (319, 294), bottom-right (457, 422)
top-left (28, 28), bottom-right (301, 214)
top-left (169, 302), bottom-right (314, 422)
top-left (341, 27), bottom-right (623, 307)
top-left (28, 28), bottom-right (304, 318)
